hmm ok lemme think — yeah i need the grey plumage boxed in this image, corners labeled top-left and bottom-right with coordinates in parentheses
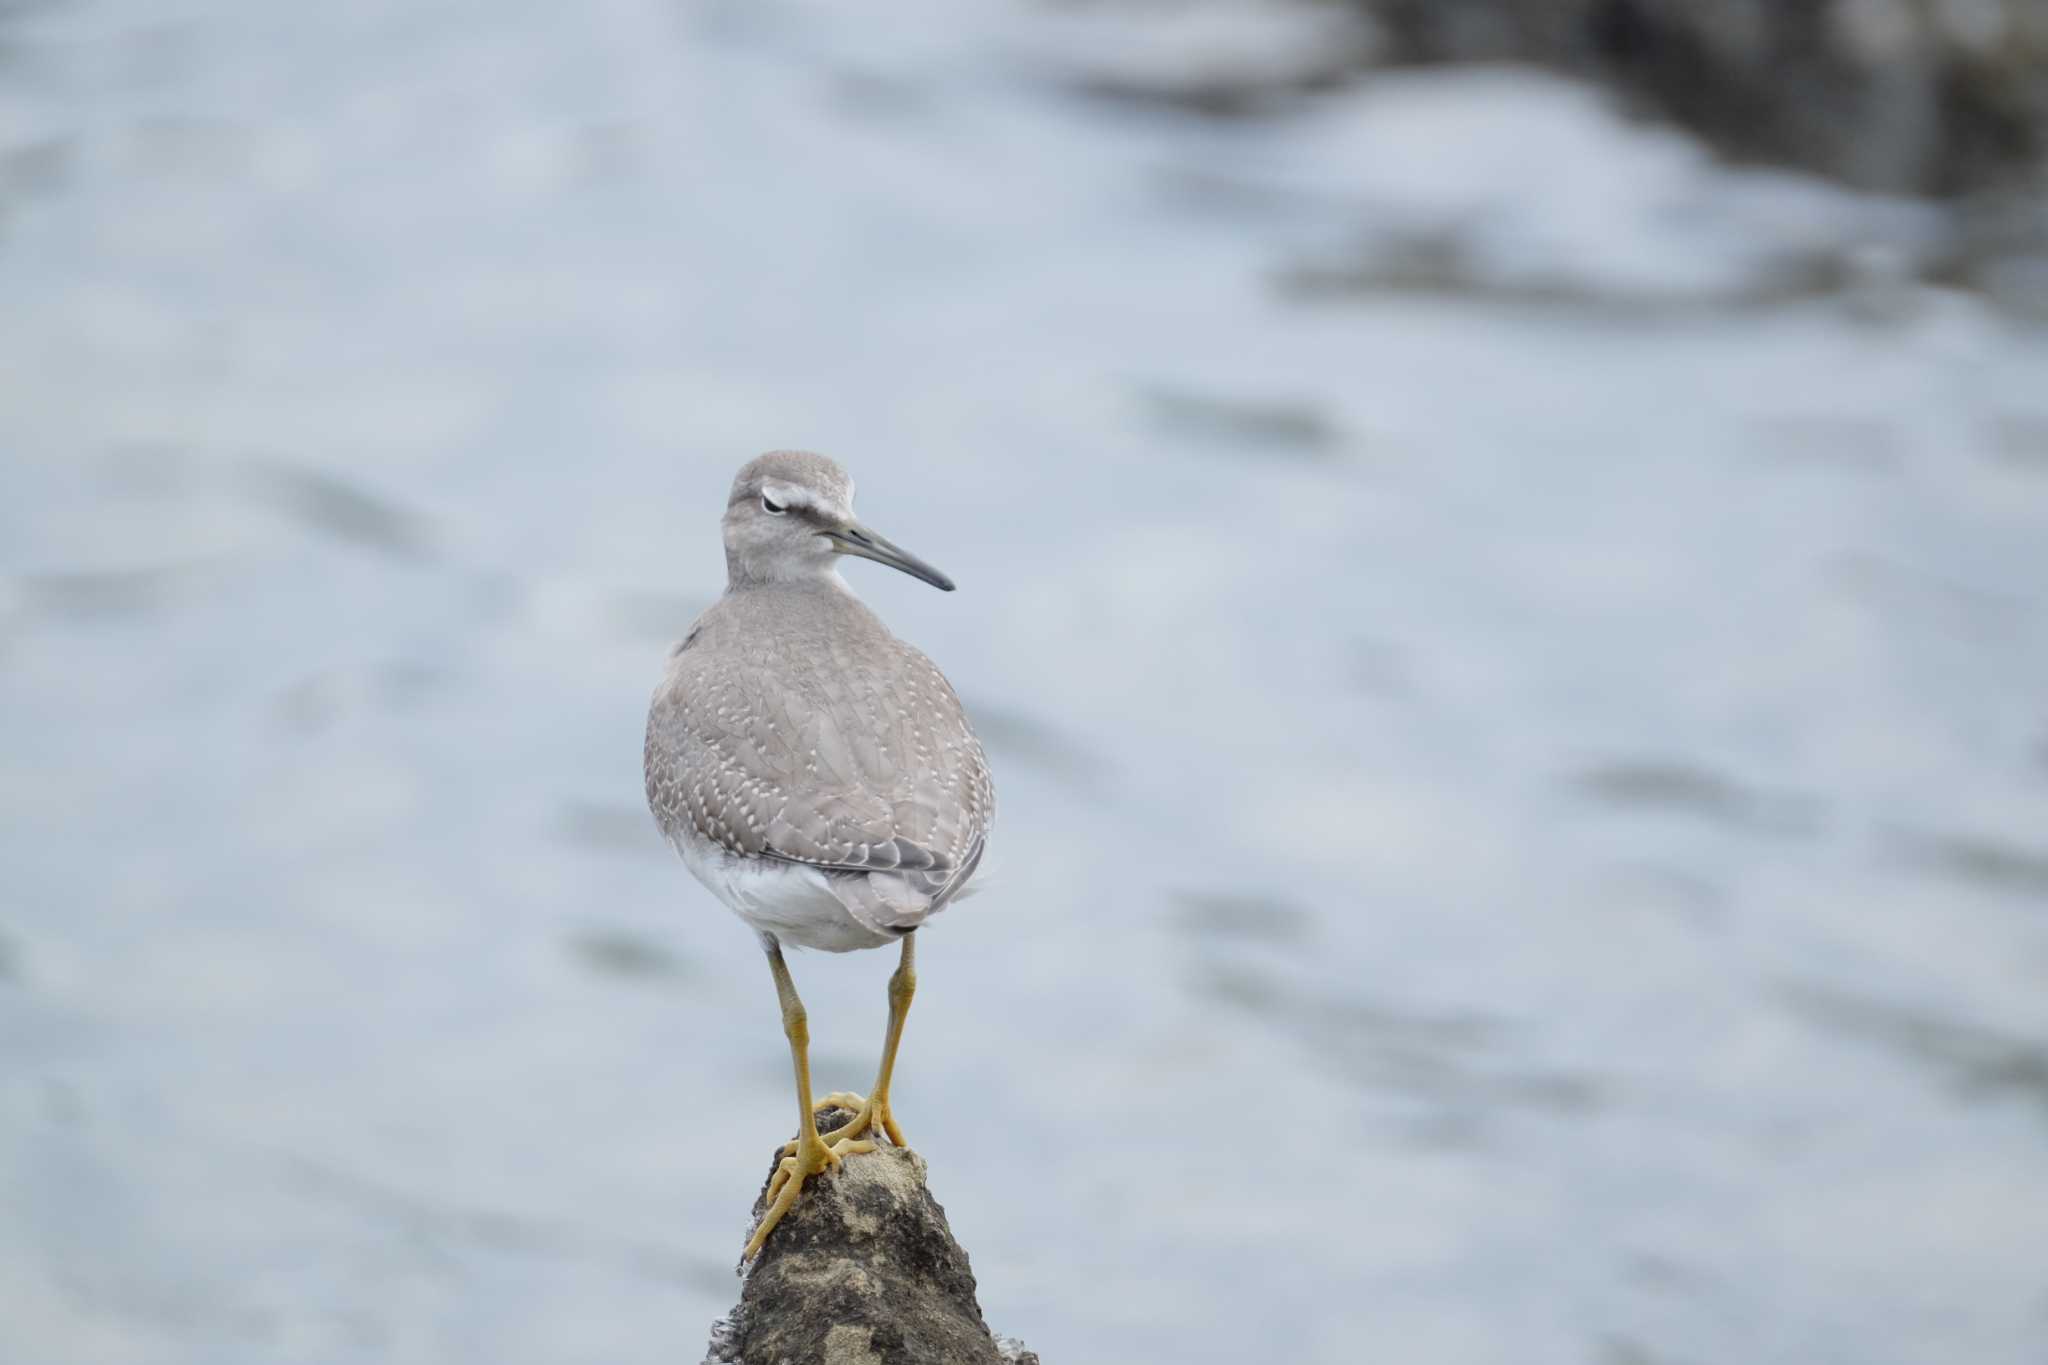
top-left (644, 452), bottom-right (993, 947)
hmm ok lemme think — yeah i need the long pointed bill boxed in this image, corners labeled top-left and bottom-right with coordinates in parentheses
top-left (824, 521), bottom-right (956, 592)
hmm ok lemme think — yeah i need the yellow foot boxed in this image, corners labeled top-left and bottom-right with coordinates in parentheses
top-left (777, 1093), bottom-right (905, 1157)
top-left (777, 1091), bottom-right (904, 1154)
top-left (778, 1093), bottom-right (864, 1158)
top-left (747, 1131), bottom-right (876, 1260)
top-left (820, 1093), bottom-right (906, 1151)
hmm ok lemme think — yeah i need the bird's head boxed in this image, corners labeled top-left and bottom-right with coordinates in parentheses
top-left (722, 450), bottom-right (955, 592)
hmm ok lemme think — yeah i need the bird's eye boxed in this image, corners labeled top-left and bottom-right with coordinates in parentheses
top-left (762, 495), bottom-right (786, 515)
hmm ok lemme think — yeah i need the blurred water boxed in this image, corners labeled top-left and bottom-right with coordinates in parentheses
top-left (4, 2), bottom-right (2048, 1363)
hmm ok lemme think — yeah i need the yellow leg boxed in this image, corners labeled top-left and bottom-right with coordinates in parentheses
top-left (820, 932), bottom-right (916, 1150)
top-left (746, 940), bottom-right (872, 1260)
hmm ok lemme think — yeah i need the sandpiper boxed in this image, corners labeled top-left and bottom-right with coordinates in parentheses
top-left (644, 450), bottom-right (993, 1258)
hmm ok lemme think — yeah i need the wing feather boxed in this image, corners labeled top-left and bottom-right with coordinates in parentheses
top-left (644, 597), bottom-right (994, 914)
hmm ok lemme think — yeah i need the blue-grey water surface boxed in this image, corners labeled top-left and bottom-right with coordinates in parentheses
top-left (4, 2), bottom-right (2048, 1362)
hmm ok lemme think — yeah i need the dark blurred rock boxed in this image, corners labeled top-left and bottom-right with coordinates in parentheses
top-left (1057, 0), bottom-right (2048, 311)
top-left (1361, 0), bottom-right (2048, 197)
top-left (704, 1108), bottom-right (1038, 1365)
top-left (1936, 184), bottom-right (2048, 313)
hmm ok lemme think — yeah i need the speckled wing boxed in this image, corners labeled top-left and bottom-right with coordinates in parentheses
top-left (644, 620), bottom-right (994, 916)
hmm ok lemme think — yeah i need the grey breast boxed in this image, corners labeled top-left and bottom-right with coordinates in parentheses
top-left (644, 583), bottom-right (994, 907)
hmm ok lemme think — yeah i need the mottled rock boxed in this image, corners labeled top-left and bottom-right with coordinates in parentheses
top-left (704, 1108), bottom-right (1037, 1365)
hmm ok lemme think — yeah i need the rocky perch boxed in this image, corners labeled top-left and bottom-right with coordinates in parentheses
top-left (703, 1107), bottom-right (1038, 1365)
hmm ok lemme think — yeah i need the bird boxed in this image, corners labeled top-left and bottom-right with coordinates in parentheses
top-left (643, 450), bottom-right (994, 1259)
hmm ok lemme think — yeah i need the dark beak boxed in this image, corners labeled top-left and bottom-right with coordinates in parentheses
top-left (823, 520), bottom-right (956, 592)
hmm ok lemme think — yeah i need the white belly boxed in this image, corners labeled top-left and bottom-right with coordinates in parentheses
top-left (676, 835), bottom-right (896, 953)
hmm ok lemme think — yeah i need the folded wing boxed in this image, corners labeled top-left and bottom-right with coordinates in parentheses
top-left (645, 627), bottom-right (994, 934)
